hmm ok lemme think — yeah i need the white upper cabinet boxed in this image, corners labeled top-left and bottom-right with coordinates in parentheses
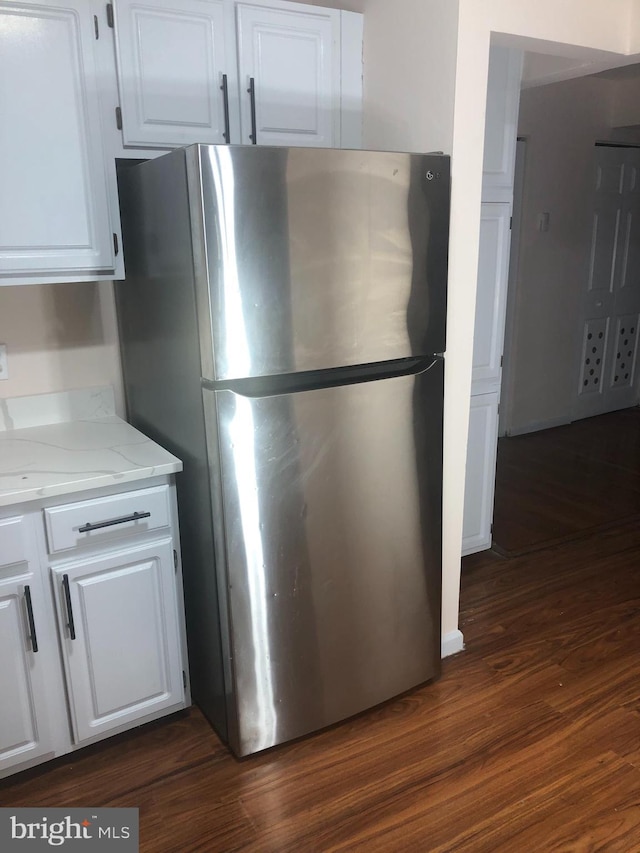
top-left (0, 1), bottom-right (117, 281)
top-left (235, 1), bottom-right (340, 148)
top-left (482, 46), bottom-right (522, 201)
top-left (111, 0), bottom-right (361, 149)
top-left (114, 0), bottom-right (232, 148)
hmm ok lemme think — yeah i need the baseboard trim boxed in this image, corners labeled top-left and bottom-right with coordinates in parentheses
top-left (441, 629), bottom-right (465, 658)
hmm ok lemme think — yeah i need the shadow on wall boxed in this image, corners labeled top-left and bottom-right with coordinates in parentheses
top-left (0, 282), bottom-right (104, 349)
top-left (0, 281), bottom-right (120, 402)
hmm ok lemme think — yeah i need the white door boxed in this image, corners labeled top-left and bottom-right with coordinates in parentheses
top-left (575, 146), bottom-right (640, 420)
top-left (471, 202), bottom-right (512, 394)
top-left (235, 0), bottom-right (340, 147)
top-left (0, 0), bottom-right (115, 277)
top-left (114, 0), bottom-right (234, 147)
top-left (52, 539), bottom-right (184, 743)
top-left (462, 392), bottom-right (499, 556)
top-left (0, 517), bottom-right (53, 773)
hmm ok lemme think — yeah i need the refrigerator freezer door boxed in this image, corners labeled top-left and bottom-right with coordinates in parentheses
top-left (209, 360), bottom-right (443, 756)
top-left (194, 145), bottom-right (449, 381)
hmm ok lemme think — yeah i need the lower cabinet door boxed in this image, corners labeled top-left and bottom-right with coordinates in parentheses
top-left (51, 539), bottom-right (184, 744)
top-left (462, 392), bottom-right (499, 556)
top-left (0, 574), bottom-right (53, 773)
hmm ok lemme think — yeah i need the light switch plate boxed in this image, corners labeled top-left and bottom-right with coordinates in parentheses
top-left (0, 344), bottom-right (8, 380)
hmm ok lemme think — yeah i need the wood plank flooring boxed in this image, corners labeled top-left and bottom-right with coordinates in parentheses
top-left (4, 423), bottom-right (640, 849)
top-left (493, 407), bottom-right (640, 555)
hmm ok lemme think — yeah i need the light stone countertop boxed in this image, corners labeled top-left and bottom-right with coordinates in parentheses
top-left (0, 416), bottom-right (182, 507)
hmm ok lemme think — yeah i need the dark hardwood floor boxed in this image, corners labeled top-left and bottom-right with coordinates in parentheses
top-left (492, 407), bottom-right (640, 555)
top-left (3, 413), bottom-right (640, 850)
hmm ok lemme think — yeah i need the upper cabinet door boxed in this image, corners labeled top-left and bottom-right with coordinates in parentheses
top-left (472, 202), bottom-right (512, 392)
top-left (0, 1), bottom-right (115, 278)
top-left (114, 0), bottom-right (233, 148)
top-left (235, 1), bottom-right (340, 147)
top-left (482, 46), bottom-right (523, 201)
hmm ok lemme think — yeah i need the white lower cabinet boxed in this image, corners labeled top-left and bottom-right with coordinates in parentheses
top-left (0, 479), bottom-right (189, 779)
top-left (52, 539), bottom-right (184, 744)
top-left (0, 517), bottom-right (54, 774)
top-left (462, 392), bottom-right (499, 556)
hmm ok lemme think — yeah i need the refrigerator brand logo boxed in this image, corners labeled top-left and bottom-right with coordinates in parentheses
top-left (0, 809), bottom-right (138, 851)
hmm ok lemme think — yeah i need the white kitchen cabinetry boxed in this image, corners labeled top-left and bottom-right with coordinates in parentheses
top-left (462, 392), bottom-right (499, 556)
top-left (51, 539), bottom-right (184, 743)
top-left (236, 1), bottom-right (339, 147)
top-left (482, 47), bottom-right (523, 202)
top-left (0, 0), bottom-right (122, 285)
top-left (0, 516), bottom-right (56, 775)
top-left (112, 0), bottom-right (362, 150)
top-left (471, 203), bottom-right (512, 393)
top-left (0, 479), bottom-right (188, 779)
top-left (114, 0), bottom-right (232, 148)
top-left (462, 45), bottom-right (522, 556)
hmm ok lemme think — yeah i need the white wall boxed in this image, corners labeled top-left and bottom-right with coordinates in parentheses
top-left (298, 0), bottom-right (459, 154)
top-left (0, 282), bottom-right (124, 413)
top-left (610, 69), bottom-right (640, 126)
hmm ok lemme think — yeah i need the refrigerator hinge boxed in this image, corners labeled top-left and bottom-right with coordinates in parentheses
top-left (182, 670), bottom-right (187, 689)
top-left (510, 216), bottom-right (513, 230)
top-left (113, 233), bottom-right (119, 257)
top-left (115, 106), bottom-right (123, 130)
top-left (173, 549), bottom-right (178, 572)
top-left (94, 14), bottom-right (99, 39)
top-left (106, 3), bottom-right (114, 28)
top-left (500, 355), bottom-right (504, 367)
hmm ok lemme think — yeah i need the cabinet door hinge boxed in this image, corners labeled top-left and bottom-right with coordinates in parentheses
top-left (182, 670), bottom-right (187, 689)
top-left (115, 106), bottom-right (123, 130)
top-left (173, 549), bottom-right (178, 572)
top-left (94, 14), bottom-right (99, 39)
top-left (113, 233), bottom-right (119, 257)
top-left (106, 3), bottom-right (114, 28)
top-left (509, 216), bottom-right (513, 230)
top-left (500, 355), bottom-right (504, 367)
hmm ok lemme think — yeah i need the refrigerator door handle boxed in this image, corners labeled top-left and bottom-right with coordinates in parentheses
top-left (202, 356), bottom-right (441, 398)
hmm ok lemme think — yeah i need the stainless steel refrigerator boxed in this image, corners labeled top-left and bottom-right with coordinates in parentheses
top-left (115, 144), bottom-right (449, 757)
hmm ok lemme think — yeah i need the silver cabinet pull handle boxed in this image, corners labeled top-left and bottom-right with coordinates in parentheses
top-left (78, 511), bottom-right (151, 533)
top-left (24, 585), bottom-right (38, 653)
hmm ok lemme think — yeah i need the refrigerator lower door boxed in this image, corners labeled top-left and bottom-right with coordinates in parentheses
top-left (209, 360), bottom-right (443, 756)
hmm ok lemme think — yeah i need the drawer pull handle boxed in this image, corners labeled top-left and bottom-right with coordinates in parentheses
top-left (24, 585), bottom-right (38, 653)
top-left (62, 574), bottom-right (76, 641)
top-left (78, 511), bottom-right (151, 533)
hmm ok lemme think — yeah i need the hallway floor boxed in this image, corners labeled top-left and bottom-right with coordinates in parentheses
top-left (492, 407), bottom-right (640, 555)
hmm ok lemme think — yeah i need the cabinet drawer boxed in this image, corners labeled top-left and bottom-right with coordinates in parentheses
top-left (0, 516), bottom-right (28, 569)
top-left (44, 486), bottom-right (171, 554)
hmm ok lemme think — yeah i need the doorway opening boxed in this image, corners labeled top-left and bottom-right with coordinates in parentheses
top-left (466, 46), bottom-right (640, 559)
